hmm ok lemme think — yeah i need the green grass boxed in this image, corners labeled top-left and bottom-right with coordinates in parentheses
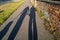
top-left (0, 0), bottom-right (24, 24)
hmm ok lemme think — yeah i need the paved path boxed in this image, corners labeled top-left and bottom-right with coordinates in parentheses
top-left (0, 0), bottom-right (54, 40)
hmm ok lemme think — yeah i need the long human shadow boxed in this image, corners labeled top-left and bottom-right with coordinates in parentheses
top-left (28, 7), bottom-right (38, 40)
top-left (8, 7), bottom-right (29, 40)
top-left (0, 21), bottom-right (13, 40)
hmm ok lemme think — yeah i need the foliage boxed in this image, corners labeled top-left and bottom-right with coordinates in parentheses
top-left (36, 7), bottom-right (45, 20)
top-left (0, 0), bottom-right (24, 24)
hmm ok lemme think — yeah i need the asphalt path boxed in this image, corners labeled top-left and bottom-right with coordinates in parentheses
top-left (0, 0), bottom-right (54, 40)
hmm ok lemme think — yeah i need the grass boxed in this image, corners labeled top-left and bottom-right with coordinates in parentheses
top-left (35, 7), bottom-right (45, 20)
top-left (0, 0), bottom-right (24, 24)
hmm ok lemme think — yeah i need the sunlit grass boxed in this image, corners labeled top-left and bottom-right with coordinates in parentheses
top-left (0, 0), bottom-right (24, 24)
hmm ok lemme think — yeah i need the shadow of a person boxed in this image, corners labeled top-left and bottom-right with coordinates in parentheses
top-left (0, 21), bottom-right (13, 40)
top-left (28, 7), bottom-right (38, 40)
top-left (8, 6), bottom-right (29, 40)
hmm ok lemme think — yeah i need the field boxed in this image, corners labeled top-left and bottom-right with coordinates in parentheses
top-left (0, 0), bottom-right (24, 24)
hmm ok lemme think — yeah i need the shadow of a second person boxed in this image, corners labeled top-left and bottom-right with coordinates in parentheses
top-left (8, 6), bottom-right (29, 40)
top-left (0, 21), bottom-right (13, 40)
top-left (28, 7), bottom-right (38, 40)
